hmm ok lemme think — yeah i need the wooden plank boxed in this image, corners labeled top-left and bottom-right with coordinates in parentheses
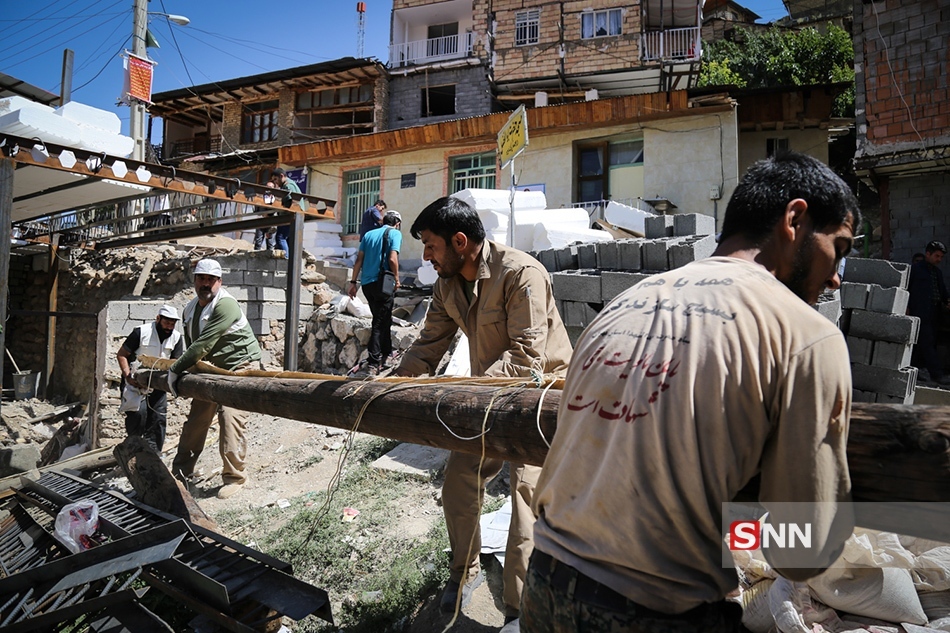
top-left (0, 157), bottom-right (12, 392)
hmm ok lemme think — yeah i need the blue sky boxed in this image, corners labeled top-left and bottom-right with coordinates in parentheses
top-left (0, 0), bottom-right (790, 139)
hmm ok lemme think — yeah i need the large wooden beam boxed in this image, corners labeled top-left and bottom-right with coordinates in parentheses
top-left (140, 372), bottom-right (950, 509)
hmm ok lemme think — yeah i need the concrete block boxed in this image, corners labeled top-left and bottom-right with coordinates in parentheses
top-left (840, 309), bottom-right (852, 335)
top-left (226, 287), bottom-right (249, 302)
top-left (245, 302), bottom-right (262, 320)
top-left (222, 270), bottom-right (244, 286)
top-left (843, 258), bottom-right (910, 289)
top-left (537, 249), bottom-right (558, 272)
top-left (245, 271), bottom-right (273, 286)
top-left (254, 286), bottom-right (286, 302)
top-left (554, 246), bottom-right (577, 271)
top-left (565, 325), bottom-right (586, 347)
top-left (673, 213), bottom-right (715, 237)
top-left (595, 240), bottom-right (621, 270)
top-left (846, 336), bottom-right (874, 365)
top-left (300, 304), bottom-right (314, 321)
top-left (109, 320), bottom-right (137, 336)
top-left (128, 302), bottom-right (161, 321)
top-left (248, 317), bottom-right (270, 337)
top-left (0, 444), bottom-right (41, 477)
top-left (851, 389), bottom-right (877, 403)
top-left (601, 271), bottom-right (654, 302)
top-left (913, 385), bottom-right (950, 405)
top-left (669, 235), bottom-right (716, 269)
top-left (576, 243), bottom-right (597, 269)
top-left (618, 239), bottom-right (642, 271)
top-left (867, 285), bottom-right (910, 315)
top-left (552, 270), bottom-right (602, 303)
top-left (261, 303), bottom-right (286, 320)
top-left (642, 239), bottom-right (674, 271)
top-left (877, 392), bottom-right (915, 405)
top-left (871, 340), bottom-right (913, 369)
top-left (849, 310), bottom-right (919, 344)
top-left (108, 303), bottom-right (131, 320)
top-left (840, 283), bottom-right (870, 310)
top-left (814, 296), bottom-right (841, 325)
top-left (561, 300), bottom-right (601, 328)
top-left (644, 215), bottom-right (674, 239)
top-left (851, 363), bottom-right (917, 399)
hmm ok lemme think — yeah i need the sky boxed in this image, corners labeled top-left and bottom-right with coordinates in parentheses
top-left (0, 0), bottom-right (791, 140)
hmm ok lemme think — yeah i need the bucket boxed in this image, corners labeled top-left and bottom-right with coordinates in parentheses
top-left (13, 371), bottom-right (40, 400)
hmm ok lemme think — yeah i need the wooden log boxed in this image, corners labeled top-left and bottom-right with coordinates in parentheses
top-left (140, 371), bottom-right (950, 506)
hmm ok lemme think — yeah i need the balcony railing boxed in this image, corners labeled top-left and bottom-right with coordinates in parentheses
top-left (641, 26), bottom-right (701, 62)
top-left (389, 32), bottom-right (476, 68)
top-left (170, 136), bottom-right (223, 158)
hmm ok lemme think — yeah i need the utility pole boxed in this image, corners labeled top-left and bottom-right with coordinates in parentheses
top-left (130, 0), bottom-right (148, 162)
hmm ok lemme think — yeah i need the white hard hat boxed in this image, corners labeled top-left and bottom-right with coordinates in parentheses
top-left (194, 259), bottom-right (222, 277)
top-left (158, 304), bottom-right (180, 320)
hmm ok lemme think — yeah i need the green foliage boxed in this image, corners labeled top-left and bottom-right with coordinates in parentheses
top-left (699, 25), bottom-right (854, 116)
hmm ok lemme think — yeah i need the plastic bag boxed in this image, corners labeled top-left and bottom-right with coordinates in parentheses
top-left (119, 383), bottom-right (144, 413)
top-left (54, 499), bottom-right (100, 553)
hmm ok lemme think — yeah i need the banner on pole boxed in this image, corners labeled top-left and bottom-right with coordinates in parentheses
top-left (497, 105), bottom-right (528, 169)
top-left (123, 52), bottom-right (156, 105)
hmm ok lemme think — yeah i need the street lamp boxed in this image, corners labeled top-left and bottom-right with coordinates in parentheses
top-left (129, 0), bottom-right (190, 162)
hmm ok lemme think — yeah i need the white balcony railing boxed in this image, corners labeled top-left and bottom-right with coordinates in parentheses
top-left (389, 32), bottom-right (476, 68)
top-left (640, 26), bottom-right (701, 62)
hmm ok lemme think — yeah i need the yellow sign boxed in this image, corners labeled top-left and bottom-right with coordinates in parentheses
top-left (497, 105), bottom-right (528, 168)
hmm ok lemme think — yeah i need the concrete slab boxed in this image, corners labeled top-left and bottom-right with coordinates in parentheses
top-left (371, 443), bottom-right (449, 480)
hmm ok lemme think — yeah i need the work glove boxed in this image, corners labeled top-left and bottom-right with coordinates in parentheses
top-left (167, 370), bottom-right (180, 398)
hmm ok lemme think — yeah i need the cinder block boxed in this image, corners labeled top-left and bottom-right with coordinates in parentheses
top-left (840, 309), bottom-right (852, 335)
top-left (552, 270), bottom-right (602, 303)
top-left (669, 235), bottom-right (716, 269)
top-left (618, 239), bottom-right (642, 271)
top-left (846, 336), bottom-right (874, 365)
top-left (109, 320), bottom-right (137, 336)
top-left (0, 444), bottom-right (41, 477)
top-left (109, 303), bottom-right (132, 320)
top-left (248, 317), bottom-right (270, 337)
top-left (644, 215), bottom-right (674, 239)
top-left (254, 287), bottom-right (286, 302)
top-left (576, 243), bottom-right (597, 269)
top-left (849, 310), bottom-right (920, 344)
top-left (851, 363), bottom-right (917, 399)
top-left (300, 304), bottom-right (314, 321)
top-left (128, 302), bottom-right (161, 321)
top-left (601, 271), bottom-right (654, 302)
top-left (222, 271), bottom-right (244, 285)
top-left (595, 240), bottom-right (621, 270)
top-left (843, 258), bottom-right (910, 289)
top-left (554, 246), bottom-right (577, 271)
top-left (537, 249), bottom-right (557, 272)
top-left (877, 392), bottom-right (915, 405)
top-left (261, 303), bottom-right (286, 320)
top-left (867, 285), bottom-right (910, 315)
top-left (852, 389), bottom-right (877, 403)
top-left (814, 296), bottom-right (841, 325)
top-left (871, 340), bottom-right (913, 369)
top-left (227, 287), bottom-right (249, 302)
top-left (245, 302), bottom-right (262, 320)
top-left (840, 283), bottom-right (870, 310)
top-left (642, 239), bottom-right (675, 271)
top-left (561, 300), bottom-right (601, 328)
top-left (673, 213), bottom-right (715, 237)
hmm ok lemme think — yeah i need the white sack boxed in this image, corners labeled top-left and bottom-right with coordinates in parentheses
top-left (807, 566), bottom-right (927, 624)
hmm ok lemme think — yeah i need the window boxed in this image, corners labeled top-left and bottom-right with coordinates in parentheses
top-left (516, 9), bottom-right (540, 46)
top-left (609, 140), bottom-right (644, 167)
top-left (296, 85), bottom-right (373, 110)
top-left (581, 9), bottom-right (622, 39)
top-left (343, 167), bottom-right (381, 234)
top-left (422, 85), bottom-right (456, 117)
top-left (428, 22), bottom-right (459, 56)
top-left (577, 144), bottom-right (606, 202)
top-left (767, 137), bottom-right (789, 157)
top-left (451, 153), bottom-right (496, 192)
top-left (241, 100), bottom-right (279, 144)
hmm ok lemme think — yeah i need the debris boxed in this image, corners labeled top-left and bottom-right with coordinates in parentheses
top-left (277, 498), bottom-right (291, 509)
top-left (342, 507), bottom-right (360, 522)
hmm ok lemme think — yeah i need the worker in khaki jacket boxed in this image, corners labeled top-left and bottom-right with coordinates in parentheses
top-left (395, 196), bottom-right (572, 633)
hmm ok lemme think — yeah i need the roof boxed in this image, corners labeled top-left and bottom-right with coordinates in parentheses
top-left (0, 72), bottom-right (59, 106)
top-left (149, 57), bottom-right (385, 124)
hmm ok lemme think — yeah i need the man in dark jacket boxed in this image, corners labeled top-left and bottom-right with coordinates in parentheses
top-left (908, 240), bottom-right (950, 383)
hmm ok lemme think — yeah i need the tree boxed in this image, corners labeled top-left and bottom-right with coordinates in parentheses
top-left (699, 25), bottom-right (855, 117)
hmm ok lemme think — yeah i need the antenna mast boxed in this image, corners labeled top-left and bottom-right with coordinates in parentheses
top-left (357, 2), bottom-right (366, 58)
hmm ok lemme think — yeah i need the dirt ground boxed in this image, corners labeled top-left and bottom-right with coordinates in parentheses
top-left (120, 405), bottom-right (509, 632)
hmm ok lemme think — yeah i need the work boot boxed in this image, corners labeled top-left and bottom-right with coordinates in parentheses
top-left (439, 571), bottom-right (484, 613)
top-left (217, 479), bottom-right (247, 499)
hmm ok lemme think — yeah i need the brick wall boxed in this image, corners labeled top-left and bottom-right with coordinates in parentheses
top-left (886, 175), bottom-right (950, 264)
top-left (858, 0), bottom-right (950, 149)
top-left (491, 0), bottom-right (643, 84)
top-left (389, 65), bottom-right (492, 129)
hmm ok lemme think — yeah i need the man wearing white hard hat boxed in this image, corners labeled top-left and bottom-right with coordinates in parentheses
top-left (117, 304), bottom-right (184, 452)
top-left (169, 258), bottom-right (263, 499)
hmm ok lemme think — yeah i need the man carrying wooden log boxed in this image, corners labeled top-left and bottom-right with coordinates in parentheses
top-left (523, 152), bottom-right (861, 632)
top-left (394, 196), bottom-right (573, 632)
top-left (116, 304), bottom-right (183, 452)
top-left (167, 258), bottom-right (263, 500)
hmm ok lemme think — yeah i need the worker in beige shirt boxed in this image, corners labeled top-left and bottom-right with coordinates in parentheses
top-left (525, 152), bottom-right (860, 632)
top-left (395, 195), bottom-right (572, 633)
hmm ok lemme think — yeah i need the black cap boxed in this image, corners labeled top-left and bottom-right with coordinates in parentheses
top-left (927, 240), bottom-right (947, 253)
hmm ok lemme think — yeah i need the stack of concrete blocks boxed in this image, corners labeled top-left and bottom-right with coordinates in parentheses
top-left (840, 258), bottom-right (918, 404)
top-left (217, 253), bottom-right (314, 337)
top-left (545, 213), bottom-right (717, 343)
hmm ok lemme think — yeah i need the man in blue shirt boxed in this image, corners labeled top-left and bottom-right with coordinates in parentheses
top-left (348, 210), bottom-right (402, 375)
top-left (359, 199), bottom-right (387, 240)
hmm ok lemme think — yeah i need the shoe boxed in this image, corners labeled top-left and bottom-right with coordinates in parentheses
top-left (500, 617), bottom-right (520, 633)
top-left (217, 480), bottom-right (246, 499)
top-left (367, 365), bottom-right (379, 377)
top-left (439, 571), bottom-right (484, 613)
